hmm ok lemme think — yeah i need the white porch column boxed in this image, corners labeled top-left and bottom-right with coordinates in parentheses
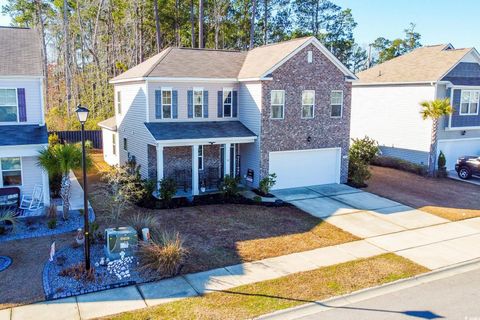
top-left (156, 145), bottom-right (164, 182)
top-left (192, 145), bottom-right (199, 195)
top-left (224, 143), bottom-right (231, 177)
top-left (42, 168), bottom-right (50, 206)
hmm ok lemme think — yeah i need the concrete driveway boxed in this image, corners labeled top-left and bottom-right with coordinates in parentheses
top-left (448, 170), bottom-right (480, 186)
top-left (271, 184), bottom-right (480, 270)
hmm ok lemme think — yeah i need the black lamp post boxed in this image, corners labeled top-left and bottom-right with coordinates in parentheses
top-left (75, 105), bottom-right (90, 270)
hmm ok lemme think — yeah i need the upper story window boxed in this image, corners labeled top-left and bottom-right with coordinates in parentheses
top-left (0, 89), bottom-right (18, 122)
top-left (194, 89), bottom-right (204, 118)
top-left (271, 90), bottom-right (285, 119)
top-left (1, 157), bottom-right (22, 187)
top-left (116, 91), bottom-right (122, 114)
top-left (223, 89), bottom-right (233, 117)
top-left (302, 90), bottom-right (315, 119)
top-left (330, 90), bottom-right (343, 118)
top-left (162, 89), bottom-right (172, 119)
top-left (460, 90), bottom-right (479, 115)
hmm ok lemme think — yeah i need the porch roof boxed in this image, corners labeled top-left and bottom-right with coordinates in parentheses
top-left (0, 125), bottom-right (48, 146)
top-left (145, 121), bottom-right (256, 142)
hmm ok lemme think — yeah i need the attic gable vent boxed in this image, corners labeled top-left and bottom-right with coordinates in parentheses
top-left (307, 50), bottom-right (313, 63)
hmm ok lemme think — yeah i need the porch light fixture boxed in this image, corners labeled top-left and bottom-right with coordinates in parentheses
top-left (307, 136), bottom-right (312, 143)
top-left (75, 105), bottom-right (91, 271)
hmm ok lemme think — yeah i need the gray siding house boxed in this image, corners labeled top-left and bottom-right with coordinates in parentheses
top-left (0, 27), bottom-right (49, 205)
top-left (99, 36), bottom-right (356, 194)
top-left (351, 44), bottom-right (480, 171)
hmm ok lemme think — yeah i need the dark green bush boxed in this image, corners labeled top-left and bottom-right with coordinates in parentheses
top-left (159, 178), bottom-right (177, 204)
top-left (259, 173), bottom-right (277, 195)
top-left (348, 136), bottom-right (380, 187)
top-left (47, 218), bottom-right (57, 229)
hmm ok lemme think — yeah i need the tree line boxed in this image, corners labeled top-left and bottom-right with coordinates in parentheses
top-left (2, 0), bottom-right (421, 130)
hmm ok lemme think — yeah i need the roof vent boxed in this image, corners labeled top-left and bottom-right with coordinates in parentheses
top-left (307, 50), bottom-right (313, 63)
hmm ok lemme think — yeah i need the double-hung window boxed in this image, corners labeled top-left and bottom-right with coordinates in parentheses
top-left (302, 90), bottom-right (315, 119)
top-left (116, 91), bottom-right (122, 114)
top-left (1, 157), bottom-right (22, 186)
top-left (223, 89), bottom-right (233, 117)
top-left (193, 89), bottom-right (203, 118)
top-left (162, 89), bottom-right (172, 119)
top-left (0, 89), bottom-right (18, 122)
top-left (330, 90), bottom-right (343, 118)
top-left (123, 138), bottom-right (128, 151)
top-left (271, 90), bottom-right (285, 119)
top-left (112, 133), bottom-right (117, 155)
top-left (198, 145), bottom-right (204, 170)
top-left (460, 90), bottom-right (479, 115)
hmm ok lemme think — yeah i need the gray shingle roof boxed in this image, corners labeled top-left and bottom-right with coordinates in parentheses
top-left (0, 125), bottom-right (48, 146)
top-left (145, 121), bottom-right (256, 141)
top-left (0, 27), bottom-right (43, 76)
top-left (98, 116), bottom-right (117, 131)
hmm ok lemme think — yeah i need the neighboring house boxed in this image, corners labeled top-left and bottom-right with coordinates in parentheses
top-left (99, 36), bottom-right (356, 194)
top-left (351, 44), bottom-right (480, 172)
top-left (0, 27), bottom-right (49, 205)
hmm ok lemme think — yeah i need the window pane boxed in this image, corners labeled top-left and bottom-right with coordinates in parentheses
top-left (194, 105), bottom-right (203, 117)
top-left (163, 104), bottom-right (172, 118)
top-left (1, 158), bottom-right (21, 170)
top-left (0, 89), bottom-right (16, 106)
top-left (2, 171), bottom-right (21, 186)
top-left (0, 106), bottom-right (18, 122)
top-left (302, 91), bottom-right (314, 105)
top-left (470, 103), bottom-right (479, 114)
top-left (461, 91), bottom-right (471, 103)
top-left (331, 104), bottom-right (342, 117)
top-left (473, 92), bottom-right (480, 103)
top-left (302, 105), bottom-right (313, 118)
top-left (224, 104), bottom-right (232, 117)
top-left (331, 91), bottom-right (343, 105)
top-left (162, 91), bottom-right (171, 105)
top-left (272, 105), bottom-right (283, 118)
top-left (461, 103), bottom-right (469, 114)
top-left (271, 91), bottom-right (284, 105)
top-left (223, 91), bottom-right (232, 104)
top-left (194, 91), bottom-right (203, 104)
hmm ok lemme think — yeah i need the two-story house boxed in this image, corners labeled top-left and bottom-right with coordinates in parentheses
top-left (351, 44), bottom-right (480, 172)
top-left (99, 36), bottom-right (356, 194)
top-left (0, 27), bottom-right (49, 205)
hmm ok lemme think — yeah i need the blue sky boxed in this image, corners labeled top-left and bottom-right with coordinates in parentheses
top-left (1, 0), bottom-right (479, 49)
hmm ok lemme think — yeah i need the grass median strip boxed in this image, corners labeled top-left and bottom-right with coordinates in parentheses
top-left (107, 253), bottom-right (428, 320)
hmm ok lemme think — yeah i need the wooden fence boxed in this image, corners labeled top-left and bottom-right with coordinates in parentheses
top-left (49, 130), bottom-right (103, 149)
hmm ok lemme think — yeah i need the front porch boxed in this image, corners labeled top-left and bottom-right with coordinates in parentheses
top-left (151, 142), bottom-right (248, 198)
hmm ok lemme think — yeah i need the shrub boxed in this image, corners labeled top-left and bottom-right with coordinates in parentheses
top-left (253, 195), bottom-right (262, 202)
top-left (124, 213), bottom-right (159, 238)
top-left (372, 156), bottom-right (428, 176)
top-left (0, 208), bottom-right (18, 233)
top-left (48, 133), bottom-right (60, 146)
top-left (259, 173), bottom-right (277, 196)
top-left (220, 175), bottom-right (240, 198)
top-left (138, 230), bottom-right (188, 277)
top-left (350, 136), bottom-right (380, 164)
top-left (159, 178), bottom-right (177, 205)
top-left (348, 160), bottom-right (371, 187)
top-left (47, 218), bottom-right (57, 229)
top-left (437, 151), bottom-right (447, 178)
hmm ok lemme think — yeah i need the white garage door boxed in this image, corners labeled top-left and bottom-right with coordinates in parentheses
top-left (438, 139), bottom-right (480, 170)
top-left (269, 148), bottom-right (341, 190)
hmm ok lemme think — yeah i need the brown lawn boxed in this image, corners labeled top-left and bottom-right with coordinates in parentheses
top-left (366, 166), bottom-right (480, 221)
top-left (110, 253), bottom-right (428, 320)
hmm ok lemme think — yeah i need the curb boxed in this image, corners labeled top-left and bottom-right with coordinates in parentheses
top-left (256, 257), bottom-right (480, 320)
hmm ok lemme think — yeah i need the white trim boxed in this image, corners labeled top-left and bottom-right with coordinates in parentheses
top-left (0, 87), bottom-right (19, 123)
top-left (39, 78), bottom-right (45, 126)
top-left (156, 145), bottom-right (164, 181)
top-left (110, 77), bottom-right (238, 84)
top-left (270, 90), bottom-right (285, 120)
top-left (156, 136), bottom-right (256, 147)
top-left (145, 80), bottom-right (150, 122)
top-left (192, 145), bottom-right (199, 196)
top-left (224, 143), bottom-right (231, 176)
top-left (238, 77), bottom-right (273, 82)
top-left (437, 137), bottom-right (480, 142)
top-left (198, 145), bottom-right (204, 171)
top-left (353, 81), bottom-right (436, 87)
top-left (301, 90), bottom-right (315, 119)
top-left (330, 90), bottom-right (344, 118)
top-left (445, 126), bottom-right (480, 131)
top-left (260, 37), bottom-right (357, 80)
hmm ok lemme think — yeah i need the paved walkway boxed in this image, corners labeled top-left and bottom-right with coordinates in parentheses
top-left (4, 184), bottom-right (480, 319)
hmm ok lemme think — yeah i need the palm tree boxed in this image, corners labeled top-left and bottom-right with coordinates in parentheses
top-left (419, 98), bottom-right (453, 175)
top-left (38, 144), bottom-right (89, 219)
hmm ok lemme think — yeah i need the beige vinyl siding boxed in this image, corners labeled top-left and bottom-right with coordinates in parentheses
top-left (0, 78), bottom-right (43, 125)
top-left (239, 82), bottom-right (262, 187)
top-left (147, 81), bottom-right (240, 121)
top-left (101, 128), bottom-right (119, 166)
top-left (115, 82), bottom-right (156, 179)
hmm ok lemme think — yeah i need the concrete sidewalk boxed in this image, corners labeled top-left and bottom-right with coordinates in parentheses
top-left (4, 239), bottom-right (385, 320)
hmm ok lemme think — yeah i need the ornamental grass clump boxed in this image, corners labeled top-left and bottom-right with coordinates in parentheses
top-left (138, 230), bottom-right (188, 278)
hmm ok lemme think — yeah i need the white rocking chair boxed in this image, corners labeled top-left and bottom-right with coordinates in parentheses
top-left (19, 185), bottom-right (44, 214)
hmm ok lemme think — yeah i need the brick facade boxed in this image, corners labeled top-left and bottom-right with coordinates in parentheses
top-left (260, 43), bottom-right (351, 183)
